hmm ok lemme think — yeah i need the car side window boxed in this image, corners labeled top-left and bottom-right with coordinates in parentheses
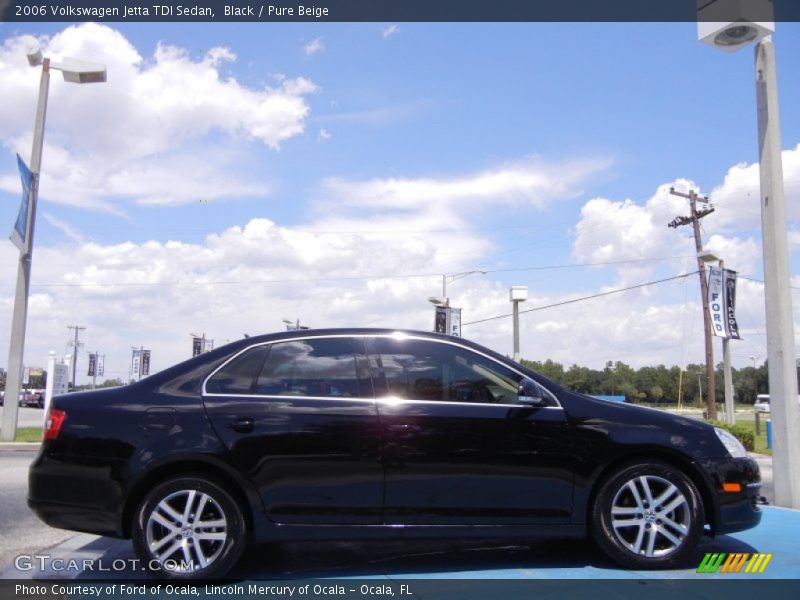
top-left (376, 338), bottom-right (523, 404)
top-left (205, 346), bottom-right (269, 394)
top-left (254, 338), bottom-right (363, 398)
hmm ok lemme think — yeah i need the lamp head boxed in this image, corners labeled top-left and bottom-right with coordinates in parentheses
top-left (57, 57), bottom-right (107, 83)
top-left (510, 286), bottom-right (528, 302)
top-left (697, 0), bottom-right (774, 52)
top-left (25, 41), bottom-right (43, 67)
top-left (698, 249), bottom-right (721, 263)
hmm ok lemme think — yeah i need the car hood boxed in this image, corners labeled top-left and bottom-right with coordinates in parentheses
top-left (558, 390), bottom-right (728, 461)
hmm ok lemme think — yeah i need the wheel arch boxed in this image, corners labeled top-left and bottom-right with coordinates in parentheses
top-left (121, 457), bottom-right (259, 540)
top-left (585, 450), bottom-right (718, 534)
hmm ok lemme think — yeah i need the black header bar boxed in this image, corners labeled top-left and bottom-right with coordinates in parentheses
top-left (2, 0), bottom-right (799, 23)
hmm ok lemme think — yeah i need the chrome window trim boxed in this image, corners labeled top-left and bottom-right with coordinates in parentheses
top-left (201, 332), bottom-right (563, 409)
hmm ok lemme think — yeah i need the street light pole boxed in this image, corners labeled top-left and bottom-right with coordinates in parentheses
top-left (0, 59), bottom-right (50, 442)
top-left (441, 270), bottom-right (487, 307)
top-left (0, 46), bottom-right (106, 442)
top-left (754, 36), bottom-right (800, 508)
top-left (510, 286), bottom-right (528, 362)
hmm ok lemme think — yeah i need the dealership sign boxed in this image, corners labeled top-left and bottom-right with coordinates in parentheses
top-left (11, 154), bottom-right (34, 253)
top-left (707, 266), bottom-right (741, 339)
top-left (434, 306), bottom-right (462, 337)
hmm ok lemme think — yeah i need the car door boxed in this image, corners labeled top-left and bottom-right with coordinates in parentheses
top-left (202, 336), bottom-right (384, 525)
top-left (368, 335), bottom-right (574, 526)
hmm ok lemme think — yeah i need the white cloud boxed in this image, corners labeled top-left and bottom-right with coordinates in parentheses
top-left (41, 212), bottom-right (85, 245)
top-left (0, 154), bottom-right (614, 381)
top-left (319, 100), bottom-right (433, 125)
top-left (564, 148), bottom-right (800, 369)
top-left (320, 156), bottom-right (610, 211)
top-left (0, 182), bottom-right (792, 387)
top-left (573, 145), bottom-right (800, 283)
top-left (308, 156), bottom-right (610, 268)
top-left (703, 145), bottom-right (800, 229)
top-left (0, 24), bottom-right (317, 210)
top-left (317, 128), bottom-right (332, 142)
top-left (382, 25), bottom-right (399, 39)
top-left (303, 37), bottom-right (325, 56)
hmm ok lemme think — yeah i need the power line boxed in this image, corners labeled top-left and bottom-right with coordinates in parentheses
top-left (740, 275), bottom-right (800, 291)
top-left (462, 271), bottom-right (699, 326)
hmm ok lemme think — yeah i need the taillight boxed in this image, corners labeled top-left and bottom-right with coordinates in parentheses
top-left (44, 408), bottom-right (66, 441)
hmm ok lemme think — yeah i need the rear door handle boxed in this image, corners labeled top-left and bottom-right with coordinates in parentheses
top-left (387, 423), bottom-right (421, 437)
top-left (228, 417), bottom-right (256, 433)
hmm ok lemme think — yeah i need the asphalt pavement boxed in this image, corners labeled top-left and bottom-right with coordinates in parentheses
top-left (0, 406), bottom-right (45, 429)
top-left (0, 448), bottom-right (74, 572)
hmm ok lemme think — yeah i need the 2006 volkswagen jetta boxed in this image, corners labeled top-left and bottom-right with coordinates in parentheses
top-left (29, 329), bottom-right (762, 579)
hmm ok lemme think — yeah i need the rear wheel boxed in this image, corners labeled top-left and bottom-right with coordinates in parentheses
top-left (132, 476), bottom-right (246, 579)
top-left (591, 461), bottom-right (703, 569)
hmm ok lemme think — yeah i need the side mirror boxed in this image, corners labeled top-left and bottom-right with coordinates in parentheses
top-left (518, 378), bottom-right (544, 406)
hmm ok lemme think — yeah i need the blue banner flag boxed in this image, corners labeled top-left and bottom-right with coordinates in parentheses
top-left (11, 154), bottom-right (34, 253)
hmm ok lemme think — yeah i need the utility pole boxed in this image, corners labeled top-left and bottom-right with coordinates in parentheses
top-left (668, 188), bottom-right (717, 420)
top-left (66, 325), bottom-right (85, 390)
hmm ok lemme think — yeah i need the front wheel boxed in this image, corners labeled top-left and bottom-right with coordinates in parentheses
top-left (591, 461), bottom-right (703, 569)
top-left (132, 476), bottom-right (247, 579)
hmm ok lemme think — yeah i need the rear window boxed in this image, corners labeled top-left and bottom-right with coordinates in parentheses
top-left (205, 346), bottom-right (269, 394)
top-left (254, 338), bottom-right (362, 398)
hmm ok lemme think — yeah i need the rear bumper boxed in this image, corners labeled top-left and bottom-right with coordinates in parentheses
top-left (27, 497), bottom-right (124, 538)
top-left (28, 452), bottom-right (127, 538)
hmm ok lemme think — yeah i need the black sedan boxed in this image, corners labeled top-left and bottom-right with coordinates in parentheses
top-left (29, 329), bottom-right (761, 579)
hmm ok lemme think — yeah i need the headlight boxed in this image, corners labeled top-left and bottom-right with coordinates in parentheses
top-left (715, 427), bottom-right (747, 458)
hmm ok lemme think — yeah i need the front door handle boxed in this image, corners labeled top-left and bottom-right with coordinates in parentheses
top-left (228, 417), bottom-right (256, 433)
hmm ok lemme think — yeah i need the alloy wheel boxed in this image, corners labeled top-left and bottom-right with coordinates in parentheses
top-left (609, 474), bottom-right (691, 558)
top-left (145, 489), bottom-right (228, 573)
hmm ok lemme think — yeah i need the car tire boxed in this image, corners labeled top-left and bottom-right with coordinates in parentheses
top-left (591, 461), bottom-right (703, 569)
top-left (132, 476), bottom-right (247, 580)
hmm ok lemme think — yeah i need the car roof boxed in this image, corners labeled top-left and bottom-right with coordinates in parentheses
top-left (145, 327), bottom-right (554, 394)
top-left (230, 328), bottom-right (512, 361)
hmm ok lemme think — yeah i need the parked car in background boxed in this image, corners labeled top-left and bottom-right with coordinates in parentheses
top-left (754, 394), bottom-right (770, 413)
top-left (753, 393), bottom-right (800, 414)
top-left (29, 329), bottom-right (763, 580)
top-left (19, 390), bottom-right (44, 409)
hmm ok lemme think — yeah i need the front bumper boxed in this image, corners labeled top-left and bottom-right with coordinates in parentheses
top-left (705, 455), bottom-right (763, 535)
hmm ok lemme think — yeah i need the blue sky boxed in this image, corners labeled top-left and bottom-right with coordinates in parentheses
top-left (1, 21), bottom-right (799, 384)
